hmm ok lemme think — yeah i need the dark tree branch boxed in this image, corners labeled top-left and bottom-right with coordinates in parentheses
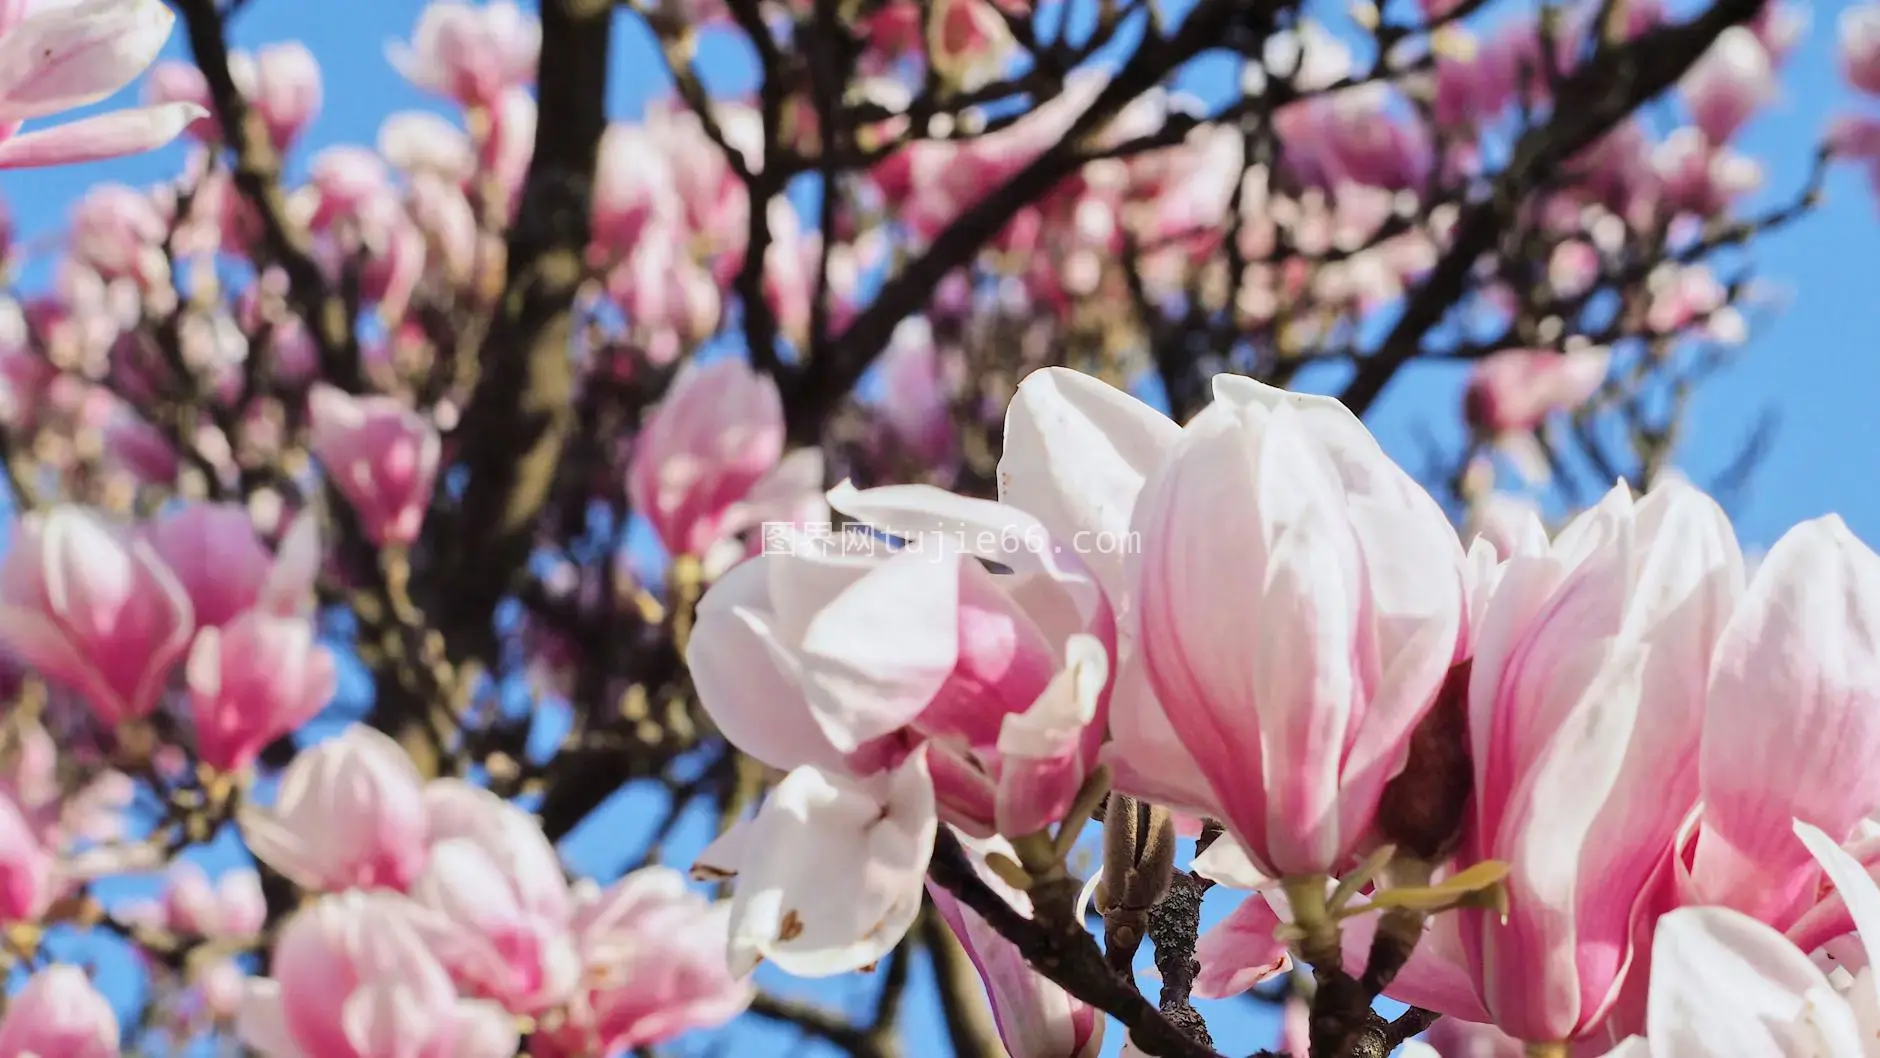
top-left (439, 0), bottom-right (615, 666)
top-left (1336, 0), bottom-right (1769, 416)
top-left (1147, 870), bottom-right (1213, 1048)
top-left (172, 0), bottom-right (361, 391)
top-left (749, 993), bottom-right (895, 1058)
top-left (927, 828), bottom-right (1225, 1058)
top-left (781, 0), bottom-right (1265, 444)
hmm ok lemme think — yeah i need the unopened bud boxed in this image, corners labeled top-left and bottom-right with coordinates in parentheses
top-left (1096, 796), bottom-right (1178, 964)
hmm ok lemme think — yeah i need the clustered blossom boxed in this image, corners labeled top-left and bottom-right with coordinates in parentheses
top-left (232, 725), bottom-right (751, 1058)
top-left (0, 503), bottom-right (326, 762)
top-left (689, 366), bottom-right (1880, 1058)
top-left (0, 0), bottom-right (1863, 1053)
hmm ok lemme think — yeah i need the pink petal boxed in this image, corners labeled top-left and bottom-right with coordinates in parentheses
top-left (0, 0), bottom-right (177, 122)
top-left (0, 103), bottom-right (204, 169)
top-left (1193, 893), bottom-right (1291, 999)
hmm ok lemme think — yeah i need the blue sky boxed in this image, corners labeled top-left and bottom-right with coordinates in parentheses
top-left (6, 0), bottom-right (1877, 1054)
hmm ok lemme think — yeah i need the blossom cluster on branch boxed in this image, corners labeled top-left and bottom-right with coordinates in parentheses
top-left (0, 0), bottom-right (1868, 1054)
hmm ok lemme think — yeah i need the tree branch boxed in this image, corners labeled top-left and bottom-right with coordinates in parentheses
top-left (1336, 0), bottom-right (1768, 416)
top-left (439, 0), bottom-right (615, 663)
top-left (749, 992), bottom-right (894, 1058)
top-left (927, 828), bottom-right (1225, 1058)
top-left (781, 0), bottom-right (1259, 444)
top-left (173, 0), bottom-right (361, 391)
top-left (1148, 869), bottom-right (1213, 1048)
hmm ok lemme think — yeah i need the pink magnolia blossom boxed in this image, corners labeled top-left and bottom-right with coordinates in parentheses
top-left (1422, 1019), bottom-right (1525, 1058)
top-left (1463, 348), bottom-right (1611, 436)
top-left (302, 146), bottom-right (398, 235)
top-left (147, 42), bottom-right (322, 150)
top-left (1675, 517), bottom-right (1880, 931)
top-left (187, 610), bottom-right (336, 773)
top-left (1183, 835), bottom-right (1314, 1003)
top-left (1602, 821), bottom-right (1880, 1058)
top-left (1844, 4), bottom-right (1880, 98)
top-left (145, 502), bottom-right (319, 627)
top-left (643, 99), bottom-right (757, 251)
top-left (692, 750), bottom-right (937, 976)
top-left (234, 42), bottom-right (322, 149)
top-left (237, 890), bottom-right (519, 1058)
top-left (606, 231), bottom-right (723, 363)
top-left (531, 867), bottom-right (753, 1056)
top-left (626, 357), bottom-right (791, 558)
top-left (0, 505), bottom-right (194, 727)
top-left (928, 832), bottom-right (1105, 1058)
top-left (1680, 27), bottom-right (1777, 145)
top-left (874, 318), bottom-right (956, 464)
top-left (239, 725), bottom-right (430, 893)
top-left (591, 123), bottom-right (678, 263)
top-left (0, 965), bottom-right (118, 1058)
top-left (409, 780), bottom-right (581, 1014)
top-left (307, 383), bottom-right (441, 547)
top-left (1129, 374), bottom-right (1465, 878)
top-left (1650, 129), bottom-right (1762, 219)
top-left (164, 862), bottom-right (267, 940)
top-left (1453, 480), bottom-right (1742, 1044)
top-left (0, 788), bottom-right (54, 923)
top-left (387, 0), bottom-right (541, 111)
top-left (377, 110), bottom-right (476, 183)
top-left (67, 184), bottom-right (166, 285)
top-left (688, 477), bottom-right (1115, 840)
top-left (0, 0), bottom-right (205, 170)
top-left (992, 368), bottom-right (1225, 819)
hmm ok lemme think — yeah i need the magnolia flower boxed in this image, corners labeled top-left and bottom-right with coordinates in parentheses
top-left (0, 0), bottom-right (205, 170)
top-left (591, 123), bottom-right (678, 261)
top-left (1463, 348), bottom-right (1611, 437)
top-left (1604, 821), bottom-right (1880, 1058)
top-left (0, 505), bottom-right (195, 728)
top-left (307, 383), bottom-right (441, 547)
top-left (187, 610), bottom-right (337, 773)
top-left (1844, 3), bottom-right (1880, 98)
top-left (145, 503), bottom-right (320, 627)
top-left (0, 965), bottom-right (119, 1058)
top-left (531, 867), bottom-right (753, 1056)
top-left (240, 725), bottom-right (430, 892)
top-left (1680, 27), bottom-right (1776, 145)
top-left (627, 357), bottom-right (796, 559)
top-left (409, 780), bottom-right (581, 1014)
top-left (146, 41), bottom-right (322, 151)
top-left (387, 0), bottom-right (540, 110)
top-left (1452, 480), bottom-right (1742, 1044)
top-left (238, 890), bottom-right (518, 1058)
top-left (163, 862), bottom-right (267, 940)
top-left (1130, 374), bottom-right (1465, 878)
top-left (0, 788), bottom-right (55, 924)
top-left (692, 751), bottom-right (937, 977)
top-left (689, 478), bottom-right (1115, 840)
top-left (1671, 516), bottom-right (1880, 937)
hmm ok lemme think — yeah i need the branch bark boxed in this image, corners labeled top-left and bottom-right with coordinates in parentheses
top-left (439, 0), bottom-right (615, 662)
